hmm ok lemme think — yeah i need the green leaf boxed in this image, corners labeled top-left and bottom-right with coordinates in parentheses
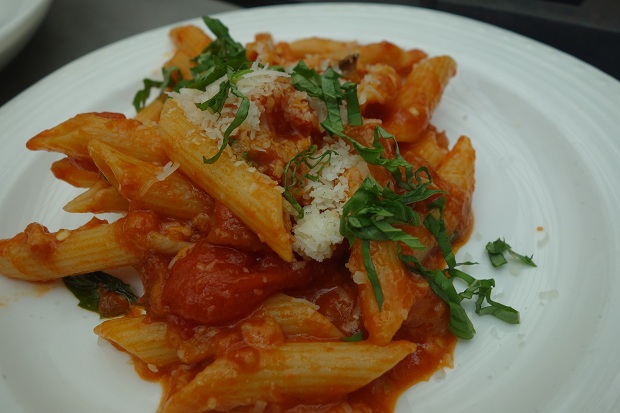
top-left (132, 66), bottom-right (180, 112)
top-left (423, 197), bottom-right (456, 268)
top-left (63, 272), bottom-right (138, 316)
top-left (196, 80), bottom-right (230, 113)
top-left (203, 84), bottom-right (250, 164)
top-left (282, 145), bottom-right (337, 218)
top-left (398, 251), bottom-right (476, 339)
top-left (201, 16), bottom-right (247, 64)
top-left (342, 81), bottom-right (363, 126)
top-left (341, 331), bottom-right (365, 342)
top-left (486, 238), bottom-right (536, 267)
top-left (361, 239), bottom-right (384, 310)
top-left (291, 62), bottom-right (363, 136)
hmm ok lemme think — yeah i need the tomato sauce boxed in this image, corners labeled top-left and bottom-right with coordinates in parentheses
top-left (125, 164), bottom-right (472, 412)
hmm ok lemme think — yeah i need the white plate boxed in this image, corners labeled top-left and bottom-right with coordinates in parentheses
top-left (0, 0), bottom-right (53, 70)
top-left (1, 3), bottom-right (619, 413)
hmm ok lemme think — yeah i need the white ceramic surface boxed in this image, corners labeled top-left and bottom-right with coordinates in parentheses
top-left (0, 0), bottom-right (52, 70)
top-left (0, 4), bottom-right (619, 413)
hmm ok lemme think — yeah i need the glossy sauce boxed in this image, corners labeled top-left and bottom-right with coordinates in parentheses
top-left (123, 165), bottom-right (473, 412)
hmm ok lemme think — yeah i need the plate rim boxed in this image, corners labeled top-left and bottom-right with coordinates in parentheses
top-left (1, 3), bottom-right (619, 413)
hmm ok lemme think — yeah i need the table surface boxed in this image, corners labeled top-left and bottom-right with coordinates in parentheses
top-left (1, 0), bottom-right (618, 108)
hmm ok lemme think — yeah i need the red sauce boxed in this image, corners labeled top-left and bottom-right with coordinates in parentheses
top-left (130, 170), bottom-right (471, 412)
top-left (161, 241), bottom-right (313, 326)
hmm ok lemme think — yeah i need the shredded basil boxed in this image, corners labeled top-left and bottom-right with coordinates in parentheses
top-left (63, 271), bottom-right (138, 317)
top-left (132, 16), bottom-right (254, 161)
top-left (291, 62), bottom-right (363, 134)
top-left (132, 66), bottom-right (180, 112)
top-left (289, 57), bottom-right (523, 339)
top-left (282, 145), bottom-right (337, 218)
top-left (341, 331), bottom-right (365, 342)
top-left (486, 238), bottom-right (537, 268)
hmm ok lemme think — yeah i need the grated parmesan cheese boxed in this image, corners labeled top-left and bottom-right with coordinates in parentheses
top-left (291, 138), bottom-right (368, 261)
top-left (169, 63), bottom-right (371, 263)
top-left (156, 161), bottom-right (181, 181)
top-left (169, 64), bottom-right (291, 152)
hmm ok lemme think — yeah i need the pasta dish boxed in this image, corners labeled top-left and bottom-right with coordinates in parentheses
top-left (0, 16), bottom-right (521, 413)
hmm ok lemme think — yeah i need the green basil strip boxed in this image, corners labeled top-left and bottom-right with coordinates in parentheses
top-left (63, 271), bottom-right (138, 315)
top-left (361, 239), bottom-right (384, 310)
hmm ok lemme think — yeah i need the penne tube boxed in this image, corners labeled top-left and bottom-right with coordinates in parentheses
top-left (50, 157), bottom-right (101, 188)
top-left (174, 293), bottom-right (344, 365)
top-left (348, 240), bottom-right (428, 345)
top-left (383, 56), bottom-right (457, 142)
top-left (158, 99), bottom-right (293, 262)
top-left (0, 211), bottom-right (185, 281)
top-left (146, 232), bottom-right (194, 257)
top-left (437, 135), bottom-right (476, 194)
top-left (0, 218), bottom-right (139, 282)
top-left (26, 112), bottom-right (169, 166)
top-left (401, 127), bottom-right (450, 170)
top-left (357, 41), bottom-right (427, 75)
top-left (94, 315), bottom-right (179, 367)
top-left (163, 25), bottom-right (213, 82)
top-left (358, 64), bottom-right (400, 114)
top-left (134, 96), bottom-right (165, 123)
top-left (160, 340), bottom-right (417, 413)
top-left (253, 293), bottom-right (345, 339)
top-left (287, 37), bottom-right (355, 59)
top-left (63, 180), bottom-right (129, 214)
top-left (88, 139), bottom-right (214, 221)
top-left (164, 50), bottom-right (197, 82)
top-left (168, 24), bottom-right (212, 57)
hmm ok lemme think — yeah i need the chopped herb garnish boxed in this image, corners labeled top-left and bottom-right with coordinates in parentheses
top-left (336, 128), bottom-right (443, 312)
top-left (130, 18), bottom-right (528, 341)
top-left (398, 200), bottom-right (521, 339)
top-left (282, 144), bottom-right (337, 218)
top-left (63, 271), bottom-right (139, 317)
top-left (486, 238), bottom-right (537, 268)
top-left (202, 74), bottom-right (251, 164)
top-left (341, 331), bottom-right (365, 342)
top-left (185, 17), bottom-right (253, 163)
top-left (288, 57), bottom-right (521, 339)
top-left (132, 66), bottom-right (180, 112)
top-left (132, 16), bottom-right (254, 161)
top-left (291, 62), bottom-right (363, 135)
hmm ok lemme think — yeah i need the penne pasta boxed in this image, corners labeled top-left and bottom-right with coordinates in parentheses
top-left (0, 218), bottom-right (139, 281)
top-left (358, 64), bottom-right (401, 114)
top-left (172, 293), bottom-right (343, 365)
top-left (357, 41), bottom-right (427, 75)
top-left (88, 139), bottom-right (215, 221)
top-left (287, 37), bottom-right (355, 59)
top-left (134, 96), bottom-right (165, 123)
top-left (50, 157), bottom-right (101, 188)
top-left (63, 180), bottom-right (129, 214)
top-left (438, 135), bottom-right (476, 194)
top-left (168, 24), bottom-right (213, 57)
top-left (253, 293), bottom-right (345, 339)
top-left (158, 99), bottom-right (293, 262)
top-left (0, 211), bottom-right (193, 281)
top-left (383, 56), bottom-right (457, 142)
top-left (348, 240), bottom-right (428, 345)
top-left (0, 18), bottom-right (490, 413)
top-left (160, 340), bottom-right (417, 413)
top-left (94, 314), bottom-right (179, 367)
top-left (27, 112), bottom-right (169, 166)
top-left (401, 127), bottom-right (450, 170)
